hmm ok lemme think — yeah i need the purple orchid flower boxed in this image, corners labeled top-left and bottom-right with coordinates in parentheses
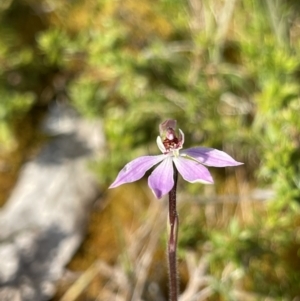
top-left (109, 120), bottom-right (242, 199)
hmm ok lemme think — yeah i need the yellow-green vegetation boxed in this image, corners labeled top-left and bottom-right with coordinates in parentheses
top-left (1, 0), bottom-right (300, 300)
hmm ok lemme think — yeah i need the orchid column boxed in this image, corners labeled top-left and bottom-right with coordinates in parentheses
top-left (109, 120), bottom-right (242, 301)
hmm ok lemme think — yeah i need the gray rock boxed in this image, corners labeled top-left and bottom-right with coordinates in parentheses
top-left (0, 102), bottom-right (105, 300)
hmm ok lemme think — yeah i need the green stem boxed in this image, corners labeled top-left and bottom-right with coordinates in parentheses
top-left (168, 168), bottom-right (179, 301)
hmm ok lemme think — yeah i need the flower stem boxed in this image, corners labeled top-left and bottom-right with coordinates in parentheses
top-left (168, 167), bottom-right (179, 301)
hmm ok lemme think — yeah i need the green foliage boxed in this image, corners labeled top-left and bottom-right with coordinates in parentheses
top-left (0, 6), bottom-right (36, 149)
top-left (0, 90), bottom-right (34, 149)
top-left (209, 215), bottom-right (300, 299)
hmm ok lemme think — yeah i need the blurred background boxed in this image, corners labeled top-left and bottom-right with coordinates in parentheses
top-left (1, 0), bottom-right (300, 300)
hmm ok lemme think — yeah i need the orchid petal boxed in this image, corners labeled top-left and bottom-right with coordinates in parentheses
top-left (148, 156), bottom-right (174, 199)
top-left (173, 157), bottom-right (214, 184)
top-left (178, 129), bottom-right (185, 148)
top-left (159, 120), bottom-right (177, 136)
top-left (109, 155), bottom-right (166, 188)
top-left (156, 136), bottom-right (166, 153)
top-left (181, 147), bottom-right (243, 167)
